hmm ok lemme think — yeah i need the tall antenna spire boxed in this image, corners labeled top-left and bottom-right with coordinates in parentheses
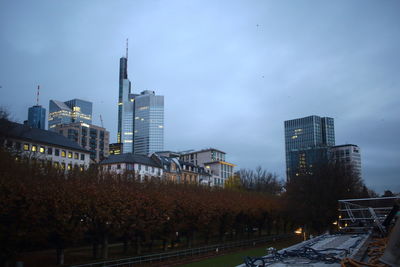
top-left (126, 38), bottom-right (129, 60)
top-left (36, 85), bottom-right (40, 106)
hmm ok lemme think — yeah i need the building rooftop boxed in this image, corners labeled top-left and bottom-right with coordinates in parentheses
top-left (180, 148), bottom-right (226, 155)
top-left (203, 160), bottom-right (236, 167)
top-left (0, 119), bottom-right (88, 152)
top-left (100, 153), bottom-right (161, 168)
top-left (331, 144), bottom-right (359, 148)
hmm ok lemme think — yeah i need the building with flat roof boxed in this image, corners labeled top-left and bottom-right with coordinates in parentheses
top-left (48, 99), bottom-right (92, 130)
top-left (0, 119), bottom-right (90, 170)
top-left (54, 122), bottom-right (109, 163)
top-left (116, 44), bottom-right (164, 155)
top-left (180, 148), bottom-right (235, 187)
top-left (27, 105), bottom-right (46, 129)
top-left (329, 144), bottom-right (362, 178)
top-left (132, 90), bottom-right (164, 155)
top-left (284, 115), bottom-right (335, 180)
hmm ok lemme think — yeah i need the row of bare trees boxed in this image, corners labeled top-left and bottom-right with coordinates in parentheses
top-left (0, 149), bottom-right (291, 266)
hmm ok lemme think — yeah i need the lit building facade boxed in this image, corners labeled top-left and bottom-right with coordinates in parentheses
top-left (133, 90), bottom-right (164, 155)
top-left (27, 105), bottom-right (46, 129)
top-left (329, 144), bottom-right (362, 178)
top-left (116, 48), bottom-right (164, 154)
top-left (48, 99), bottom-right (92, 130)
top-left (284, 115), bottom-right (335, 179)
top-left (54, 122), bottom-right (109, 163)
top-left (117, 55), bottom-right (134, 152)
top-left (0, 119), bottom-right (90, 170)
top-left (180, 148), bottom-right (235, 187)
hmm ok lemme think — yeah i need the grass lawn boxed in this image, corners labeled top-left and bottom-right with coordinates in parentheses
top-left (177, 237), bottom-right (302, 267)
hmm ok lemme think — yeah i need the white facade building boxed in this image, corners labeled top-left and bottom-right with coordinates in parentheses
top-left (100, 153), bottom-right (163, 179)
top-left (330, 144), bottom-right (362, 178)
top-left (180, 148), bottom-right (235, 187)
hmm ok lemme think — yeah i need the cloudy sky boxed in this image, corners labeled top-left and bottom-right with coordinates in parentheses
top-left (1, 0), bottom-right (399, 192)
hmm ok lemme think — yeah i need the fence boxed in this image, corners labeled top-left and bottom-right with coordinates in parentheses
top-left (338, 196), bottom-right (400, 233)
top-left (70, 234), bottom-right (294, 267)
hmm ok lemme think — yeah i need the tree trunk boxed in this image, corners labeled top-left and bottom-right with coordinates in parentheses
top-left (92, 241), bottom-right (99, 259)
top-left (148, 237), bottom-right (154, 252)
top-left (162, 239), bottom-right (168, 251)
top-left (136, 236), bottom-right (142, 255)
top-left (283, 220), bottom-right (288, 233)
top-left (101, 233), bottom-right (109, 259)
top-left (56, 247), bottom-right (64, 265)
top-left (187, 233), bottom-right (192, 248)
top-left (123, 236), bottom-right (129, 254)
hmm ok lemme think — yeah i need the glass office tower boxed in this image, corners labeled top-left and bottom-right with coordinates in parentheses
top-left (133, 90), bottom-right (164, 155)
top-left (48, 99), bottom-right (92, 130)
top-left (117, 55), bottom-right (134, 152)
top-left (284, 115), bottom-right (335, 179)
top-left (27, 105), bottom-right (46, 129)
top-left (116, 47), bottom-right (164, 154)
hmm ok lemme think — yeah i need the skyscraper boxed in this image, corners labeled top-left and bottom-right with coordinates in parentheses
top-left (284, 115), bottom-right (335, 179)
top-left (116, 41), bottom-right (164, 155)
top-left (27, 105), bottom-right (46, 129)
top-left (48, 99), bottom-right (92, 130)
top-left (133, 90), bottom-right (164, 155)
top-left (117, 45), bottom-right (134, 152)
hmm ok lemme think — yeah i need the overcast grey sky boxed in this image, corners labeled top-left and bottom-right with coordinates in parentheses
top-left (1, 0), bottom-right (399, 192)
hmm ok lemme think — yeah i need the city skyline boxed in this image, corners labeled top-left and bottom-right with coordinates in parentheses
top-left (1, 1), bottom-right (399, 192)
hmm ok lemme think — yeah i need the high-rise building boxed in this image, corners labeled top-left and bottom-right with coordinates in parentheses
top-left (27, 105), bottom-right (46, 129)
top-left (116, 42), bottom-right (164, 155)
top-left (284, 115), bottom-right (335, 179)
top-left (48, 99), bottom-right (92, 130)
top-left (117, 52), bottom-right (133, 151)
top-left (329, 144), bottom-right (362, 178)
top-left (133, 90), bottom-right (164, 155)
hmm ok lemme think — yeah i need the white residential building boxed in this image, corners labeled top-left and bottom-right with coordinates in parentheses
top-left (180, 148), bottom-right (235, 187)
top-left (99, 153), bottom-right (163, 179)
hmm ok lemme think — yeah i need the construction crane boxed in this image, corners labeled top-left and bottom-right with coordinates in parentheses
top-left (100, 115), bottom-right (104, 128)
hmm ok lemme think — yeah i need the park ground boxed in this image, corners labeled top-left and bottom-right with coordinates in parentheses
top-left (177, 236), bottom-right (302, 267)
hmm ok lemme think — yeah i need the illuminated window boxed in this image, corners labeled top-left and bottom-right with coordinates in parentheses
top-left (54, 162), bottom-right (59, 168)
top-left (23, 144), bottom-right (30, 151)
top-left (61, 150), bottom-right (66, 157)
top-left (73, 106), bottom-right (81, 112)
top-left (31, 145), bottom-right (37, 152)
top-left (67, 164), bottom-right (72, 170)
top-left (68, 152), bottom-right (72, 158)
top-left (74, 153), bottom-right (79, 159)
top-left (39, 146), bottom-right (45, 153)
top-left (80, 165), bottom-right (84, 171)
